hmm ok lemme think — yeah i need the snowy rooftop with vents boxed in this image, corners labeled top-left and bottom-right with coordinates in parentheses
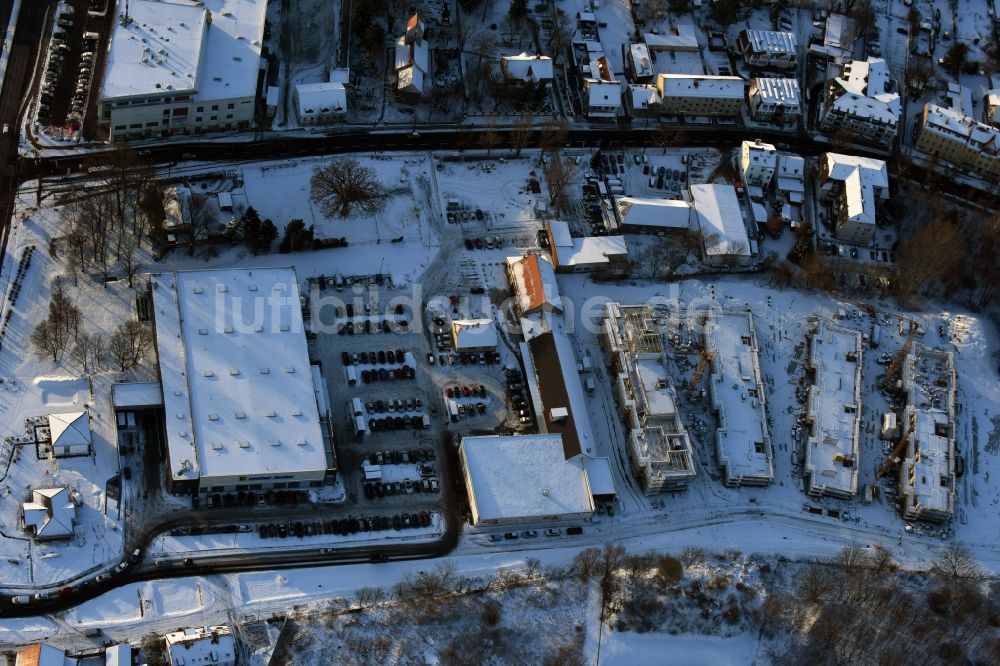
top-left (460, 434), bottom-right (594, 523)
top-left (102, 0), bottom-right (267, 101)
top-left (902, 408), bottom-right (955, 516)
top-left (547, 220), bottom-right (628, 267)
top-left (657, 74), bottom-right (745, 99)
top-left (151, 268), bottom-right (328, 484)
top-left (750, 77), bottom-right (801, 106)
top-left (804, 321), bottom-right (862, 498)
top-left (740, 29), bottom-right (798, 55)
top-left (825, 58), bottom-right (900, 124)
top-left (501, 53), bottom-right (553, 81)
top-left (704, 311), bottom-right (773, 485)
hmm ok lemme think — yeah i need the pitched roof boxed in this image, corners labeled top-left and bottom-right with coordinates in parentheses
top-left (507, 254), bottom-right (562, 314)
top-left (48, 411), bottom-right (91, 449)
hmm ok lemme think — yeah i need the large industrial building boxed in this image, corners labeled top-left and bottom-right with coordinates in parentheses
top-left (702, 310), bottom-right (774, 487)
top-left (599, 303), bottom-right (697, 493)
top-left (655, 74), bottom-right (745, 118)
top-left (803, 321), bottom-right (862, 499)
top-left (459, 434), bottom-right (595, 526)
top-left (150, 268), bottom-right (336, 495)
top-left (99, 0), bottom-right (268, 142)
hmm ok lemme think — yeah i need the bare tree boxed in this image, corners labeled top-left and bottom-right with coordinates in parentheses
top-left (539, 117), bottom-right (569, 155)
top-left (31, 319), bottom-right (68, 362)
top-left (798, 563), bottom-right (832, 603)
top-left (511, 114), bottom-right (534, 157)
top-left (892, 216), bottom-right (964, 301)
top-left (932, 543), bottom-right (983, 580)
top-left (543, 157), bottom-right (578, 211)
top-left (653, 555), bottom-right (683, 591)
top-left (186, 195), bottom-right (217, 256)
top-left (478, 117), bottom-right (501, 157)
top-left (547, 11), bottom-right (572, 63)
top-left (73, 331), bottom-right (99, 373)
top-left (109, 319), bottom-right (153, 372)
top-left (310, 159), bottom-right (388, 218)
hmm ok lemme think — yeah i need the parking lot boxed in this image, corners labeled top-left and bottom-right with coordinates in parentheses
top-left (37, 0), bottom-right (113, 137)
top-left (309, 279), bottom-right (448, 519)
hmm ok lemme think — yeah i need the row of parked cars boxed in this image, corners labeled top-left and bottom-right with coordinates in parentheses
top-left (337, 317), bottom-right (408, 335)
top-left (463, 236), bottom-right (504, 250)
top-left (369, 448), bottom-right (436, 466)
top-left (446, 208), bottom-right (486, 224)
top-left (506, 368), bottom-right (532, 425)
top-left (367, 397), bottom-right (422, 413)
top-left (364, 476), bottom-right (440, 498)
top-left (342, 349), bottom-right (410, 366)
top-left (258, 512), bottom-right (433, 539)
top-left (369, 414), bottom-right (427, 431)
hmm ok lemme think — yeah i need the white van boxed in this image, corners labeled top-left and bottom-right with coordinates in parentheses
top-left (344, 366), bottom-right (357, 385)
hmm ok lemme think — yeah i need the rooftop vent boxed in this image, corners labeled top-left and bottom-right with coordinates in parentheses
top-left (207, 414), bottom-right (219, 421)
top-left (259, 367), bottom-right (270, 374)
top-left (269, 438), bottom-right (280, 446)
top-left (217, 284), bottom-right (228, 292)
top-left (228, 368), bottom-right (240, 376)
top-left (198, 328), bottom-right (208, 335)
top-left (238, 440), bottom-right (250, 448)
top-left (210, 441), bottom-right (222, 450)
top-left (266, 410), bottom-right (277, 418)
top-left (234, 411), bottom-right (246, 419)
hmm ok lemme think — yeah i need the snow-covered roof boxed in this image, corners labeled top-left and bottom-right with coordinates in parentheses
top-left (920, 103), bottom-right (1000, 157)
top-left (643, 24), bottom-right (699, 51)
top-left (460, 435), bottom-right (594, 523)
top-left (945, 82), bottom-right (973, 117)
top-left (451, 318), bottom-right (498, 350)
top-left (583, 456), bottom-right (616, 497)
top-left (397, 65), bottom-right (424, 93)
top-left (584, 80), bottom-right (622, 109)
top-left (294, 82), bottom-right (346, 117)
top-left (101, 0), bottom-right (267, 103)
top-left (151, 268), bottom-right (329, 487)
top-left (395, 36), bottom-right (428, 73)
top-left (987, 90), bottom-right (1000, 126)
top-left (506, 254), bottom-right (562, 315)
top-left (101, 0), bottom-right (206, 99)
top-left (824, 13), bottom-right (856, 52)
top-left (822, 152), bottom-right (888, 227)
top-left (902, 408), bottom-right (954, 515)
top-left (525, 324), bottom-right (596, 459)
top-left (804, 321), bottom-right (862, 498)
top-left (105, 644), bottom-right (132, 666)
top-left (656, 74), bottom-right (745, 100)
top-left (739, 29), bottom-right (797, 55)
top-left (825, 58), bottom-right (900, 125)
top-left (750, 77), bottom-right (801, 106)
top-left (22, 487), bottom-right (76, 539)
top-left (14, 643), bottom-right (67, 666)
top-left (776, 154), bottom-right (805, 181)
top-left (197, 0), bottom-right (267, 102)
top-left (616, 196), bottom-right (691, 230)
top-left (501, 53), bottom-right (553, 81)
top-left (704, 311), bottom-right (773, 485)
top-left (626, 84), bottom-right (660, 110)
top-left (47, 411), bottom-right (91, 449)
top-left (741, 139), bottom-right (777, 167)
top-left (547, 220), bottom-right (627, 268)
top-left (165, 626), bottom-right (236, 666)
top-left (689, 185), bottom-right (751, 257)
top-left (163, 186), bottom-right (191, 230)
top-left (112, 382), bottom-right (164, 408)
top-left (628, 43), bottom-right (653, 78)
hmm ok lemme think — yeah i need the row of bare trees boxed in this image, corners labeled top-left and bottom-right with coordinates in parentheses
top-left (60, 150), bottom-right (155, 286)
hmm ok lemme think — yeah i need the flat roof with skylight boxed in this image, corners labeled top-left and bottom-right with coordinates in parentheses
top-left (151, 268), bottom-right (331, 492)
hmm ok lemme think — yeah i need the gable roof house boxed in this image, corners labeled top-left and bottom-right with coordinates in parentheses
top-left (394, 13), bottom-right (429, 102)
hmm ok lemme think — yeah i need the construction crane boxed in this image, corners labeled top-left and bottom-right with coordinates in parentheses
top-left (689, 350), bottom-right (714, 392)
top-left (880, 322), bottom-right (917, 392)
top-left (878, 410), bottom-right (916, 478)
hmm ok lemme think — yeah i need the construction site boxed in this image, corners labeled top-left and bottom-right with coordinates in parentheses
top-left (599, 303), bottom-right (697, 494)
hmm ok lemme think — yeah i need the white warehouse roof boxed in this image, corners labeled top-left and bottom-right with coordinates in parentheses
top-left (823, 152), bottom-right (888, 227)
top-left (616, 196), bottom-right (692, 230)
top-left (102, 0), bottom-right (268, 102)
top-left (151, 268), bottom-right (328, 487)
top-left (461, 435), bottom-right (595, 524)
top-left (689, 184), bottom-right (752, 257)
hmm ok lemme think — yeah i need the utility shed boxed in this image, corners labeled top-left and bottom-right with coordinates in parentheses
top-left (47, 411), bottom-right (92, 457)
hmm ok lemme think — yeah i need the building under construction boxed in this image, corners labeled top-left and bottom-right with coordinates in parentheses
top-left (599, 303), bottom-right (697, 493)
top-left (895, 346), bottom-right (957, 522)
top-left (802, 320), bottom-right (863, 499)
top-left (702, 310), bottom-right (775, 487)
